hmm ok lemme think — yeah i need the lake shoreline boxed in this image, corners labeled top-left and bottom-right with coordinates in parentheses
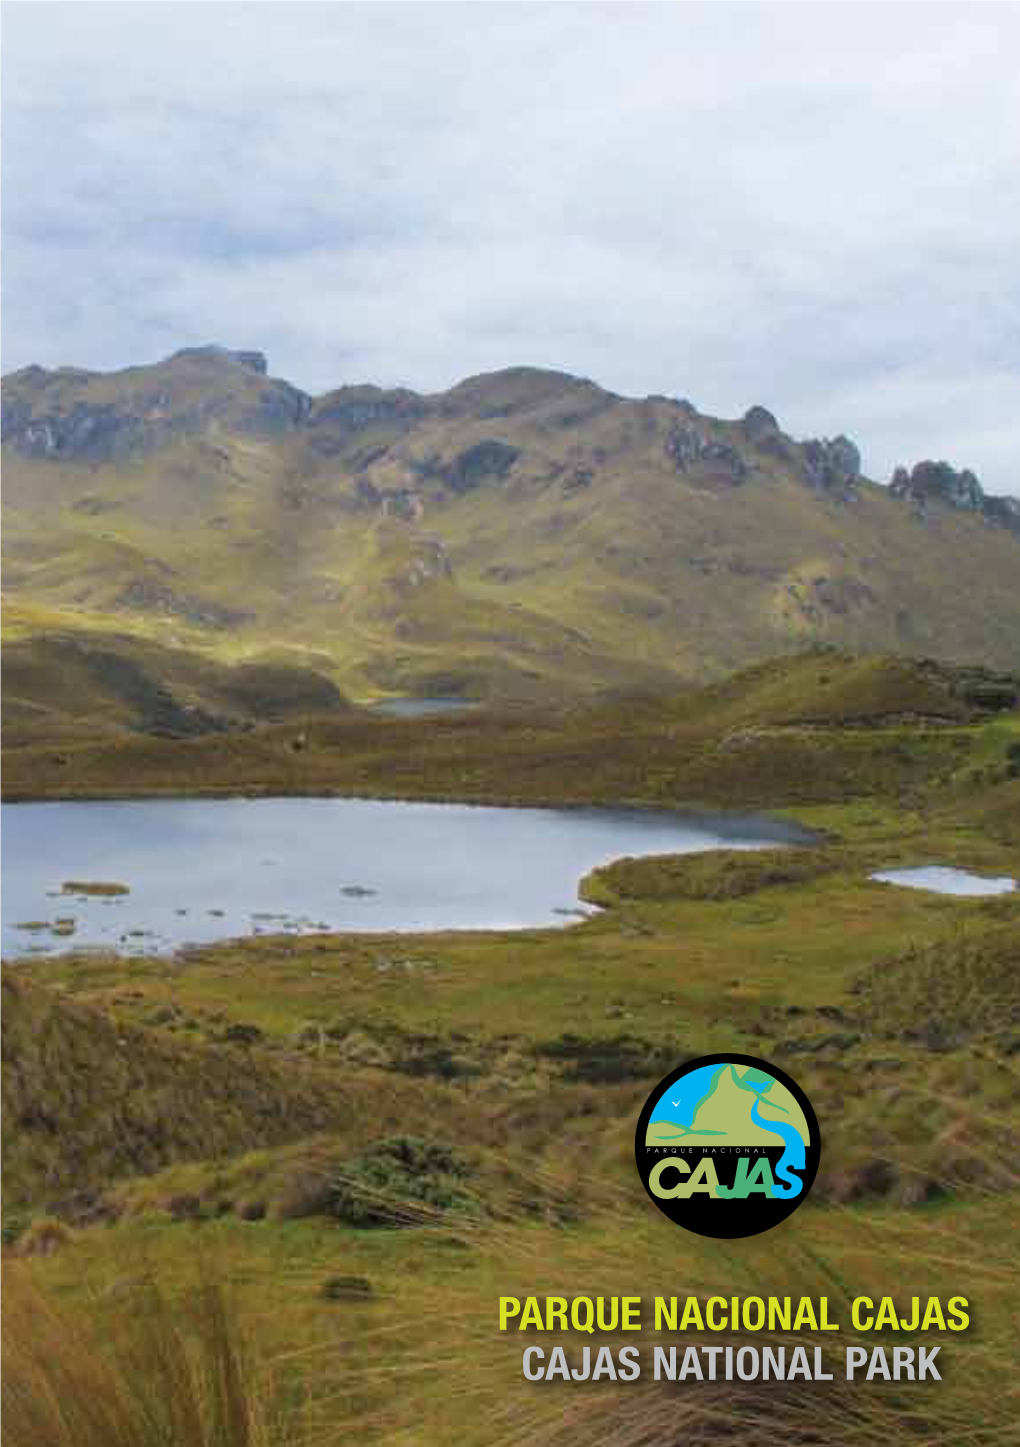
top-left (0, 781), bottom-right (823, 833)
top-left (2, 795), bottom-right (817, 959)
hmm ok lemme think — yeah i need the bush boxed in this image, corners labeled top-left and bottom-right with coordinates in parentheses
top-left (326, 1135), bottom-right (477, 1228)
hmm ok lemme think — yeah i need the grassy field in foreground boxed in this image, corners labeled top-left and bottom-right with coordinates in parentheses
top-left (3, 657), bottom-right (1020, 1445)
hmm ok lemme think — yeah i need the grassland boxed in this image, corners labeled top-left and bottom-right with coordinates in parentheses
top-left (5, 650), bottom-right (1017, 805)
top-left (3, 652), bottom-right (1019, 1445)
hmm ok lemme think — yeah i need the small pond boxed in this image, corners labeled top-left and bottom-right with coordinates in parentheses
top-left (871, 865), bottom-right (1017, 897)
top-left (369, 698), bottom-right (479, 718)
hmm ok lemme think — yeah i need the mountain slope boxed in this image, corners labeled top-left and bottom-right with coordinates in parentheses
top-left (3, 348), bottom-right (1019, 705)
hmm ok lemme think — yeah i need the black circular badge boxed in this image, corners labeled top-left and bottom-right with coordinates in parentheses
top-left (635, 1054), bottom-right (820, 1239)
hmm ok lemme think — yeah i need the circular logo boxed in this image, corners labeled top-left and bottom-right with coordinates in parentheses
top-left (635, 1054), bottom-right (820, 1238)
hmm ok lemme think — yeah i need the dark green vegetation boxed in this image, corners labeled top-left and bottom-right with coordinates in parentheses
top-left (4, 347), bottom-right (1020, 720)
top-left (3, 654), bottom-right (1019, 1444)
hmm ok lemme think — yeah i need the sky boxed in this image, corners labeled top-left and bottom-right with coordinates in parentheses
top-left (2, 2), bottom-right (1018, 494)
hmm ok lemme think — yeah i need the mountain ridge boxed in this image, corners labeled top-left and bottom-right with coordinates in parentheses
top-left (4, 345), bottom-right (1017, 521)
top-left (3, 346), bottom-right (1019, 706)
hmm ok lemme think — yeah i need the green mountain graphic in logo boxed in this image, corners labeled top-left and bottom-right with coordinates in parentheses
top-left (646, 1062), bottom-right (810, 1198)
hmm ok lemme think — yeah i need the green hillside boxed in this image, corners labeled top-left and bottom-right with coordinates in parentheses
top-left (5, 649), bottom-right (1016, 802)
top-left (1, 621), bottom-right (348, 745)
top-left (4, 348), bottom-right (1020, 710)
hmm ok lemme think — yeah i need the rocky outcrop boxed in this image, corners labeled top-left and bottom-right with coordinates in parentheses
top-left (891, 460), bottom-right (984, 511)
top-left (172, 345), bottom-right (268, 375)
top-left (983, 494), bottom-right (1020, 531)
top-left (435, 439), bottom-right (521, 493)
top-left (1, 347), bottom-right (310, 462)
top-left (0, 398), bottom-right (147, 463)
top-left (741, 405), bottom-right (780, 441)
top-left (915, 659), bottom-right (1020, 714)
top-left (890, 461), bottom-right (1020, 533)
top-left (235, 350), bottom-right (268, 375)
top-left (801, 435), bottom-right (862, 492)
top-left (406, 536), bottom-right (452, 585)
top-left (114, 580), bottom-right (251, 630)
top-left (664, 424), bottom-right (747, 483)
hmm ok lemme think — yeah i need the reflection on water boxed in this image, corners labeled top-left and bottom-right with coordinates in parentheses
top-left (2, 796), bottom-right (814, 957)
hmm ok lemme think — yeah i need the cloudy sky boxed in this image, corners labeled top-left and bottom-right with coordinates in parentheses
top-left (2, 2), bottom-right (1018, 492)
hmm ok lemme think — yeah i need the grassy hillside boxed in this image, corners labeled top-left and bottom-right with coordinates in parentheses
top-left (1, 621), bottom-right (349, 744)
top-left (4, 350), bottom-right (1020, 706)
top-left (1, 973), bottom-right (351, 1209)
top-left (5, 649), bottom-right (1016, 804)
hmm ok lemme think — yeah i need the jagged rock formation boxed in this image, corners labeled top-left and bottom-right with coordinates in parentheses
top-left (741, 404), bottom-right (781, 440)
top-left (802, 435), bottom-right (862, 493)
top-left (3, 346), bottom-right (1015, 531)
top-left (664, 422), bottom-right (748, 483)
top-left (890, 460), bottom-right (1020, 533)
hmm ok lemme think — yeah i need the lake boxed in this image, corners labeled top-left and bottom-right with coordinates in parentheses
top-left (1, 797), bottom-right (814, 957)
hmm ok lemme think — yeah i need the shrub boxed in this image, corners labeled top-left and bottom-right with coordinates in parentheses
top-left (326, 1135), bottom-right (477, 1228)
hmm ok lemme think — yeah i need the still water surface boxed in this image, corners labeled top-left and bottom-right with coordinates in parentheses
top-left (1, 797), bottom-right (812, 956)
top-left (870, 865), bottom-right (1017, 897)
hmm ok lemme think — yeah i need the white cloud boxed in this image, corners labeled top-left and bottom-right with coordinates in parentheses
top-left (2, 2), bottom-right (1017, 492)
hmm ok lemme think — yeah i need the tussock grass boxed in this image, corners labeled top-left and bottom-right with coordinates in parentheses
top-left (849, 922), bottom-right (1020, 1049)
top-left (0, 974), bottom-right (345, 1209)
top-left (289, 1094), bottom-right (1020, 1447)
top-left (5, 1080), bottom-right (1020, 1446)
top-left (1, 1266), bottom-right (294, 1447)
